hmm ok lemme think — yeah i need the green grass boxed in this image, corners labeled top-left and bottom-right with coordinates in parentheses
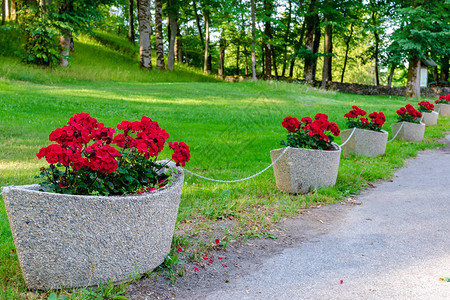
top-left (0, 26), bottom-right (449, 299)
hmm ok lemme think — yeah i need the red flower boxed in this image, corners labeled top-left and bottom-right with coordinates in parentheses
top-left (345, 106), bottom-right (366, 119)
top-left (117, 120), bottom-right (132, 132)
top-left (360, 118), bottom-right (369, 125)
top-left (215, 239), bottom-right (220, 245)
top-left (314, 113), bottom-right (329, 121)
top-left (418, 101), bottom-right (434, 112)
top-left (169, 141), bottom-right (191, 167)
top-left (282, 116), bottom-right (300, 133)
top-left (177, 248), bottom-right (183, 252)
top-left (300, 117), bottom-right (312, 125)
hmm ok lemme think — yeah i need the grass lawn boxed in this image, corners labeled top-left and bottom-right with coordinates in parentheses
top-left (0, 29), bottom-right (449, 299)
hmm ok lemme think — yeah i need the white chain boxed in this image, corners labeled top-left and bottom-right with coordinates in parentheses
top-left (182, 146), bottom-right (291, 183)
top-left (339, 127), bottom-right (356, 147)
top-left (387, 121), bottom-right (405, 143)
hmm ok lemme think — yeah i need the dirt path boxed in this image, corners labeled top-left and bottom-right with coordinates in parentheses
top-left (126, 136), bottom-right (450, 299)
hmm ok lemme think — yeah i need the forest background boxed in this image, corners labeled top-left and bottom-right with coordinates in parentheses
top-left (1, 0), bottom-right (449, 96)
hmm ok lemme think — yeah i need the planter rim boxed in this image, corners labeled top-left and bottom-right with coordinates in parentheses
top-left (392, 121), bottom-right (425, 126)
top-left (1, 163), bottom-right (183, 200)
top-left (271, 142), bottom-right (341, 154)
top-left (342, 128), bottom-right (388, 135)
top-left (422, 111), bottom-right (438, 115)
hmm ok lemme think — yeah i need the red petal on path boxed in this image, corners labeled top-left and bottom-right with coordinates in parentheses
top-left (194, 267), bottom-right (199, 271)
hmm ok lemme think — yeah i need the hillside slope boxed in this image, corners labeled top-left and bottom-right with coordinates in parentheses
top-left (0, 27), bottom-right (218, 84)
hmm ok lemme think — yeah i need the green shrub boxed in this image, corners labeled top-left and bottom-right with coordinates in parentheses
top-left (20, 8), bottom-right (65, 66)
top-left (0, 24), bottom-right (24, 56)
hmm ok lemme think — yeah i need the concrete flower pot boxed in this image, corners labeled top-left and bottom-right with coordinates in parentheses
top-left (1, 163), bottom-right (184, 290)
top-left (270, 143), bottom-right (341, 194)
top-left (391, 122), bottom-right (425, 142)
top-left (421, 111), bottom-right (438, 126)
top-left (340, 128), bottom-right (388, 158)
top-left (434, 103), bottom-right (450, 116)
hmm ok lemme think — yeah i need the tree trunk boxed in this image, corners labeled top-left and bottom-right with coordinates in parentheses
top-left (264, 0), bottom-right (272, 79)
top-left (219, 35), bottom-right (225, 77)
top-left (372, 12), bottom-right (380, 86)
top-left (175, 24), bottom-right (182, 62)
top-left (244, 47), bottom-right (248, 76)
top-left (281, 0), bottom-right (292, 77)
top-left (303, 0), bottom-right (317, 84)
top-left (155, 0), bottom-right (165, 70)
top-left (203, 9), bottom-right (210, 74)
top-left (387, 64), bottom-right (395, 88)
top-left (128, 0), bottom-right (135, 43)
top-left (262, 47), bottom-right (265, 74)
top-left (138, 0), bottom-right (152, 69)
top-left (441, 56), bottom-right (449, 81)
top-left (374, 32), bottom-right (380, 86)
top-left (321, 8), bottom-right (332, 89)
top-left (59, 33), bottom-right (71, 67)
top-left (311, 21), bottom-right (321, 82)
top-left (192, 0), bottom-right (204, 46)
top-left (251, 0), bottom-right (257, 81)
top-left (236, 45), bottom-right (240, 75)
top-left (2, 0), bottom-right (6, 25)
top-left (10, 0), bottom-right (15, 20)
top-left (340, 23), bottom-right (353, 83)
top-left (167, 0), bottom-right (177, 71)
top-left (290, 20), bottom-right (306, 78)
top-left (272, 47), bottom-right (279, 79)
top-left (406, 57), bottom-right (420, 97)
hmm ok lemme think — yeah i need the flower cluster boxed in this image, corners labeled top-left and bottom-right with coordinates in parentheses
top-left (281, 114), bottom-right (340, 150)
top-left (169, 141), bottom-right (191, 167)
top-left (435, 94), bottom-right (450, 104)
top-left (417, 101), bottom-right (435, 113)
top-left (396, 104), bottom-right (422, 123)
top-left (37, 112), bottom-right (120, 174)
top-left (36, 113), bottom-right (191, 196)
top-left (344, 106), bottom-right (386, 132)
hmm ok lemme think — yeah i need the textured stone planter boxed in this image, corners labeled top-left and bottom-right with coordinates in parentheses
top-left (391, 122), bottom-right (425, 142)
top-left (340, 128), bottom-right (388, 158)
top-left (1, 163), bottom-right (184, 290)
top-left (434, 103), bottom-right (450, 116)
top-left (270, 143), bottom-right (341, 194)
top-left (421, 111), bottom-right (438, 126)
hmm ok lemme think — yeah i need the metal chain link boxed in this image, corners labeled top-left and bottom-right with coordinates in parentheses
top-left (182, 146), bottom-right (291, 183)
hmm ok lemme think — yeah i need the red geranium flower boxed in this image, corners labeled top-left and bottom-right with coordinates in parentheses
top-left (282, 116), bottom-right (300, 133)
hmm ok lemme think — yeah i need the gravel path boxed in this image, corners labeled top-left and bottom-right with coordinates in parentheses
top-left (199, 136), bottom-right (450, 299)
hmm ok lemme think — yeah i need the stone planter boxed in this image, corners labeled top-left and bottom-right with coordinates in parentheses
top-left (1, 163), bottom-right (184, 290)
top-left (434, 103), bottom-right (450, 116)
top-left (421, 111), bottom-right (438, 126)
top-left (270, 143), bottom-right (341, 194)
top-left (391, 122), bottom-right (425, 142)
top-left (340, 128), bottom-right (388, 158)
